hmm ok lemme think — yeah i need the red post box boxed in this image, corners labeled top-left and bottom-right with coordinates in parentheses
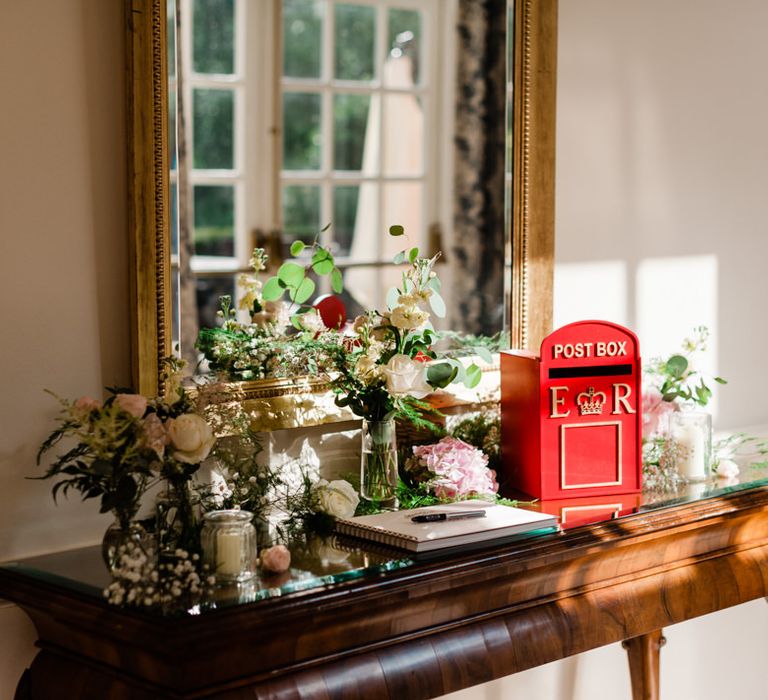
top-left (500, 320), bottom-right (642, 500)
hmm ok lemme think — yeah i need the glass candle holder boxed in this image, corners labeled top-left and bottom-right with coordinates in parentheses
top-left (670, 410), bottom-right (712, 483)
top-left (201, 510), bottom-right (257, 582)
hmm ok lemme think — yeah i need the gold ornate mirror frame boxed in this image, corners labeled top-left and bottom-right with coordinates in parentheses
top-left (126, 0), bottom-right (557, 400)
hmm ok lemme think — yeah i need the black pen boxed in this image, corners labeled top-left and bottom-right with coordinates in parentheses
top-left (411, 509), bottom-right (487, 523)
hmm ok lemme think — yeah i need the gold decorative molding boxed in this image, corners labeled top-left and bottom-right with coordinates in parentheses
top-left (126, 0), bottom-right (171, 396)
top-left (509, 0), bottom-right (557, 351)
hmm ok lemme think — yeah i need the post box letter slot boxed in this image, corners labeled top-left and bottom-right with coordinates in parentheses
top-left (549, 364), bottom-right (633, 379)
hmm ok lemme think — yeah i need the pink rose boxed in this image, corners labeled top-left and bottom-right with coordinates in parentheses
top-left (260, 545), bottom-right (291, 573)
top-left (642, 388), bottom-right (677, 438)
top-left (72, 396), bottom-right (102, 418)
top-left (115, 393), bottom-right (148, 418)
top-left (141, 413), bottom-right (168, 459)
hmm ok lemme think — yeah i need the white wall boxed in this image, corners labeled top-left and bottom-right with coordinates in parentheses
top-left (553, 0), bottom-right (768, 431)
top-left (0, 1), bottom-right (765, 699)
top-left (0, 0), bottom-right (130, 693)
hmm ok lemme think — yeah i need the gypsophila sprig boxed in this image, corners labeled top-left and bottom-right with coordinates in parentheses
top-left (103, 544), bottom-right (215, 614)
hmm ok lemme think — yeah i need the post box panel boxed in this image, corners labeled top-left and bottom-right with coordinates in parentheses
top-left (540, 321), bottom-right (642, 499)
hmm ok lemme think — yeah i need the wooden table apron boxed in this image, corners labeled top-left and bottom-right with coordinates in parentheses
top-left (3, 487), bottom-right (768, 700)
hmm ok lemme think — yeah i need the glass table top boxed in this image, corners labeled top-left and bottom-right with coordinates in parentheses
top-left (2, 468), bottom-right (767, 615)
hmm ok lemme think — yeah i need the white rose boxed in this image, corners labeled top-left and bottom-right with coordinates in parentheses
top-left (383, 354), bottom-right (432, 398)
top-left (314, 479), bottom-right (359, 518)
top-left (715, 458), bottom-right (739, 479)
top-left (390, 304), bottom-right (429, 330)
top-left (166, 413), bottom-right (215, 464)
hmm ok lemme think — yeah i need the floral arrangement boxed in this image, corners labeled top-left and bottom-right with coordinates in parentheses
top-left (37, 358), bottom-right (214, 535)
top-left (642, 327), bottom-right (768, 487)
top-left (196, 246), bottom-right (348, 382)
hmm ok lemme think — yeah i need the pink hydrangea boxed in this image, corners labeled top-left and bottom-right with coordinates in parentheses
top-left (409, 437), bottom-right (498, 498)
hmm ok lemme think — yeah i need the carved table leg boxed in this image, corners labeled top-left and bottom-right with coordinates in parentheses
top-left (622, 629), bottom-right (666, 700)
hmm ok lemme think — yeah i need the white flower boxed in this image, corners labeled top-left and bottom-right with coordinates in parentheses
top-left (390, 304), bottom-right (429, 330)
top-left (355, 355), bottom-right (381, 384)
top-left (299, 311), bottom-right (326, 333)
top-left (210, 470), bottom-right (232, 507)
top-left (166, 414), bottom-right (215, 464)
top-left (383, 354), bottom-right (432, 398)
top-left (313, 479), bottom-right (359, 518)
top-left (715, 458), bottom-right (739, 479)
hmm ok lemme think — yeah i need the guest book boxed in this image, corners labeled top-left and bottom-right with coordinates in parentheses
top-left (334, 501), bottom-right (558, 553)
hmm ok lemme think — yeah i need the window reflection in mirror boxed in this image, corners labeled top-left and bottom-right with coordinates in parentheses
top-left (168, 0), bottom-right (509, 378)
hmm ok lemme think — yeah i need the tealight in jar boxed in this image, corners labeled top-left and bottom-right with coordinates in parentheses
top-left (670, 410), bottom-right (712, 483)
top-left (201, 510), bottom-right (257, 582)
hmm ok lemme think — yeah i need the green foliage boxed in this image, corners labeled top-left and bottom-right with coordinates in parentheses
top-left (645, 326), bottom-right (726, 407)
top-left (260, 229), bottom-right (344, 321)
top-left (451, 410), bottom-right (502, 473)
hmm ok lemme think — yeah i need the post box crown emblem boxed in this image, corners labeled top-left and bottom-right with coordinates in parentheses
top-left (576, 387), bottom-right (606, 415)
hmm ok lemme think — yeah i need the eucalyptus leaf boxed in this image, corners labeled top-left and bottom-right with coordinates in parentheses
top-left (665, 354), bottom-right (688, 378)
top-left (464, 363), bottom-right (483, 388)
top-left (427, 362), bottom-right (458, 388)
top-left (290, 240), bottom-right (305, 256)
top-left (386, 286), bottom-right (400, 310)
top-left (312, 258), bottom-right (334, 275)
top-left (389, 224), bottom-right (405, 237)
top-left (428, 291), bottom-right (446, 318)
top-left (408, 247), bottom-right (419, 263)
top-left (473, 346), bottom-right (494, 364)
top-left (291, 276), bottom-right (316, 304)
top-left (262, 277), bottom-right (285, 301)
top-left (393, 250), bottom-right (406, 265)
top-left (278, 262), bottom-right (306, 287)
top-left (331, 267), bottom-right (344, 294)
top-left (427, 276), bottom-right (441, 293)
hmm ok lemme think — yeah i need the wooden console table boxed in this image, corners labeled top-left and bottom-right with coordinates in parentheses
top-left (2, 475), bottom-right (768, 700)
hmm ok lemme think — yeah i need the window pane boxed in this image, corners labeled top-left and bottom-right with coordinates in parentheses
top-left (383, 94), bottom-right (423, 176)
top-left (382, 181), bottom-right (422, 259)
top-left (343, 265), bottom-right (401, 316)
top-left (167, 0), bottom-right (176, 79)
top-left (194, 185), bottom-right (235, 256)
top-left (197, 276), bottom-right (236, 331)
top-left (333, 94), bottom-right (372, 171)
top-left (193, 0), bottom-right (235, 74)
top-left (283, 0), bottom-right (323, 79)
top-left (283, 93), bottom-right (322, 170)
top-left (333, 183), bottom-right (377, 256)
top-left (334, 4), bottom-right (375, 81)
top-left (386, 8), bottom-right (421, 87)
top-left (193, 88), bottom-right (234, 169)
top-left (282, 185), bottom-right (321, 245)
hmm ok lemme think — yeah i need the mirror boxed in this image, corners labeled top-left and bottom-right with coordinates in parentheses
top-left (127, 0), bottom-right (554, 401)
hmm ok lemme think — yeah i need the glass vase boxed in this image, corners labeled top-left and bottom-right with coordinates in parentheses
top-left (201, 510), bottom-right (258, 583)
top-left (360, 419), bottom-right (398, 508)
top-left (155, 481), bottom-right (199, 556)
top-left (670, 410), bottom-right (712, 482)
top-left (102, 516), bottom-right (153, 573)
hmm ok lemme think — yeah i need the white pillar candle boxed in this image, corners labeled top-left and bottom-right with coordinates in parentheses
top-left (216, 531), bottom-right (243, 576)
top-left (675, 423), bottom-right (707, 481)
